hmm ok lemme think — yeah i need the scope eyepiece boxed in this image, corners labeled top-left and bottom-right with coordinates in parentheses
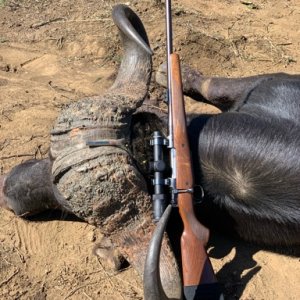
top-left (150, 131), bottom-right (168, 221)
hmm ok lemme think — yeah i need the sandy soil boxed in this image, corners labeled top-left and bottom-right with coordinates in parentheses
top-left (0, 0), bottom-right (300, 299)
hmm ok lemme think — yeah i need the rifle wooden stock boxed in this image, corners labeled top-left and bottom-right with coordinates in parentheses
top-left (170, 53), bottom-right (217, 287)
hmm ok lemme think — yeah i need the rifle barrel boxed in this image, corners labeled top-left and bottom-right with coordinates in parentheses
top-left (166, 0), bottom-right (175, 184)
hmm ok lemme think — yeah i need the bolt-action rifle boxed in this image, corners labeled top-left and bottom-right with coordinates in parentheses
top-left (144, 1), bottom-right (223, 299)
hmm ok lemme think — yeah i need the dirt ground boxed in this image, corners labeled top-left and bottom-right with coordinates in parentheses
top-left (0, 0), bottom-right (300, 299)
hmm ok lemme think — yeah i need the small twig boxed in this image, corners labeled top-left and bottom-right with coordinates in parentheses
top-left (0, 154), bottom-right (33, 160)
top-left (60, 18), bottom-right (110, 23)
top-left (20, 56), bottom-right (40, 67)
top-left (64, 282), bottom-right (99, 299)
top-left (48, 81), bottom-right (75, 93)
top-left (31, 18), bottom-right (66, 29)
top-left (276, 42), bottom-right (293, 46)
top-left (0, 268), bottom-right (20, 288)
top-left (27, 134), bottom-right (46, 142)
top-left (240, 1), bottom-right (260, 9)
top-left (0, 138), bottom-right (9, 151)
top-left (2, 256), bottom-right (13, 266)
top-left (83, 291), bottom-right (93, 300)
top-left (1, 114), bottom-right (12, 121)
top-left (1, 109), bottom-right (12, 121)
top-left (15, 290), bottom-right (28, 299)
top-left (14, 248), bottom-right (26, 264)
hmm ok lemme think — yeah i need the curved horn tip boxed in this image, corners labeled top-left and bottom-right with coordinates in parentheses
top-left (143, 205), bottom-right (180, 300)
top-left (112, 4), bottom-right (153, 56)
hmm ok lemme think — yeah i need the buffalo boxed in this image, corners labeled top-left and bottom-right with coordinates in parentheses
top-left (0, 4), bottom-right (299, 299)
